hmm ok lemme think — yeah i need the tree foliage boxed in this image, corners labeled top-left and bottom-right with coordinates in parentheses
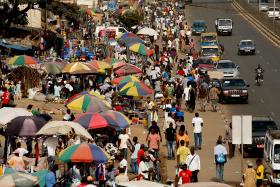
top-left (118, 10), bottom-right (144, 29)
top-left (0, 0), bottom-right (80, 30)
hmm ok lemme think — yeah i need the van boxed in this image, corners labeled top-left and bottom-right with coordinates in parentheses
top-left (264, 130), bottom-right (280, 186)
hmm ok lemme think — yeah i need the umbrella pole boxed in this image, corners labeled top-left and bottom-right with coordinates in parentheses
top-left (3, 136), bottom-right (9, 164)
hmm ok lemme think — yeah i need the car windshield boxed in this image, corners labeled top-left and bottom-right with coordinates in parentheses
top-left (202, 35), bottom-right (217, 42)
top-left (217, 62), bottom-right (236, 69)
top-left (201, 48), bottom-right (219, 56)
top-left (252, 121), bottom-right (277, 132)
top-left (274, 144), bottom-right (280, 163)
top-left (196, 59), bottom-right (214, 65)
top-left (219, 20), bottom-right (232, 26)
top-left (240, 41), bottom-right (253, 46)
top-left (193, 22), bottom-right (205, 27)
top-left (269, 7), bottom-right (279, 11)
top-left (222, 79), bottom-right (245, 87)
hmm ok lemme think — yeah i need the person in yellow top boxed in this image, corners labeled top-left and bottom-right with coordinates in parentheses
top-left (177, 140), bottom-right (190, 165)
top-left (243, 161), bottom-right (256, 187)
top-left (256, 159), bottom-right (264, 187)
top-left (176, 128), bottom-right (190, 148)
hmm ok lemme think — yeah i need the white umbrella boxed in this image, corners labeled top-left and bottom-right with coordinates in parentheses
top-left (137, 27), bottom-right (159, 36)
top-left (36, 121), bottom-right (93, 140)
top-left (0, 107), bottom-right (32, 126)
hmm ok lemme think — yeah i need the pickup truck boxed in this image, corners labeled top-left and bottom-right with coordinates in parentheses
top-left (215, 18), bottom-right (233, 36)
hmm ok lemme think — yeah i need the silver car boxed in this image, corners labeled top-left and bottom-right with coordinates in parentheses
top-left (259, 3), bottom-right (269, 12)
top-left (216, 60), bottom-right (240, 77)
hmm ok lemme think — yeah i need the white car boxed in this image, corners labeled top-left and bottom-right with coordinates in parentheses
top-left (267, 7), bottom-right (280, 19)
top-left (259, 3), bottom-right (269, 12)
top-left (216, 60), bottom-right (240, 78)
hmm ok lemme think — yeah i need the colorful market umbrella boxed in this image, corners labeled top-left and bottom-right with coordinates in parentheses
top-left (0, 172), bottom-right (39, 187)
top-left (62, 62), bottom-right (97, 74)
top-left (114, 64), bottom-right (142, 76)
top-left (0, 107), bottom-right (32, 127)
top-left (8, 55), bottom-right (40, 66)
top-left (88, 91), bottom-right (105, 100)
top-left (119, 81), bottom-right (153, 97)
top-left (36, 121), bottom-right (93, 140)
top-left (74, 111), bottom-right (130, 130)
top-left (119, 33), bottom-right (144, 47)
top-left (85, 9), bottom-right (96, 16)
top-left (41, 62), bottom-right (62, 74)
top-left (90, 60), bottom-right (111, 73)
top-left (111, 75), bottom-right (140, 85)
top-left (129, 43), bottom-right (154, 56)
top-left (59, 143), bottom-right (109, 163)
top-left (112, 61), bottom-right (127, 69)
top-left (5, 116), bottom-right (47, 137)
top-left (65, 92), bottom-right (111, 113)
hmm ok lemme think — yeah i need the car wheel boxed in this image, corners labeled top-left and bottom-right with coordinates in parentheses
top-left (243, 99), bottom-right (249, 104)
top-left (220, 97), bottom-right (226, 104)
top-left (229, 31), bottom-right (232, 36)
top-left (238, 50), bottom-right (241, 55)
top-left (252, 50), bottom-right (256, 55)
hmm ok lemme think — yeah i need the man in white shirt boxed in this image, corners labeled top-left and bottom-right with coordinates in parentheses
top-left (118, 129), bottom-right (132, 160)
top-left (192, 113), bottom-right (204, 150)
top-left (44, 136), bottom-right (58, 167)
top-left (130, 137), bottom-right (141, 174)
top-left (186, 146), bottom-right (201, 182)
top-left (163, 112), bottom-right (176, 131)
top-left (138, 157), bottom-right (149, 180)
top-left (214, 138), bottom-right (228, 181)
top-left (183, 84), bottom-right (191, 108)
top-left (119, 154), bottom-right (128, 176)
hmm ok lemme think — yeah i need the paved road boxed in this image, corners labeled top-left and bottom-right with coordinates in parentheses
top-left (186, 2), bottom-right (280, 123)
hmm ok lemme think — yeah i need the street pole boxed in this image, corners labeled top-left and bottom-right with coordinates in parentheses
top-left (273, 0), bottom-right (276, 31)
top-left (241, 115), bottom-right (244, 179)
top-left (45, 0), bottom-right (47, 31)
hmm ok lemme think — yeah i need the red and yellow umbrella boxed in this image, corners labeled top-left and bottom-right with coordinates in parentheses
top-left (8, 55), bottom-right (41, 66)
top-left (62, 62), bottom-right (97, 74)
top-left (59, 143), bottom-right (109, 163)
top-left (114, 64), bottom-right (142, 76)
top-left (129, 43), bottom-right (154, 56)
top-left (118, 81), bottom-right (153, 97)
top-left (74, 110), bottom-right (130, 130)
top-left (111, 75), bottom-right (140, 85)
top-left (90, 60), bottom-right (111, 73)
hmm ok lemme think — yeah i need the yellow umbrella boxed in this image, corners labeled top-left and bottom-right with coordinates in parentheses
top-left (90, 60), bottom-right (111, 73)
top-left (62, 62), bottom-right (97, 74)
top-left (88, 91), bottom-right (105, 100)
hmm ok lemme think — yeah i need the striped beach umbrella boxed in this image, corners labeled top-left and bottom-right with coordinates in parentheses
top-left (8, 55), bottom-right (41, 66)
top-left (59, 143), bottom-right (109, 163)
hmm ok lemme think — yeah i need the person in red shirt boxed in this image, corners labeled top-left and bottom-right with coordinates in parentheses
top-left (1, 87), bottom-right (10, 107)
top-left (178, 164), bottom-right (192, 184)
top-left (137, 144), bottom-right (145, 166)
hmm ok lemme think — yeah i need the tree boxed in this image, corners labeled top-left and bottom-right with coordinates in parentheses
top-left (0, 0), bottom-right (81, 31)
top-left (118, 10), bottom-right (144, 29)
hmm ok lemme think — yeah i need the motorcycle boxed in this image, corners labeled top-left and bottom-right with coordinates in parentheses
top-left (256, 72), bottom-right (263, 86)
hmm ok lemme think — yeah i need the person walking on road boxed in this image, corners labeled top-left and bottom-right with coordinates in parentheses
top-left (177, 164), bottom-right (192, 185)
top-left (130, 136), bottom-right (141, 174)
top-left (177, 140), bottom-right (190, 165)
top-left (186, 146), bottom-right (200, 182)
top-left (214, 138), bottom-right (228, 181)
top-left (192, 113), bottom-right (203, 150)
top-left (209, 84), bottom-right (220, 112)
top-left (256, 159), bottom-right (264, 187)
top-left (224, 122), bottom-right (235, 158)
top-left (165, 123), bottom-right (176, 160)
top-left (242, 162), bottom-right (256, 187)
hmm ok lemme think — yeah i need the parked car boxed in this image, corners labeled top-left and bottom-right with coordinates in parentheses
top-left (237, 40), bottom-right (256, 55)
top-left (242, 116), bottom-right (278, 157)
top-left (191, 20), bottom-right (207, 35)
top-left (192, 57), bottom-right (215, 72)
top-left (219, 78), bottom-right (249, 104)
top-left (259, 3), bottom-right (269, 12)
top-left (216, 60), bottom-right (240, 78)
top-left (267, 7), bottom-right (280, 19)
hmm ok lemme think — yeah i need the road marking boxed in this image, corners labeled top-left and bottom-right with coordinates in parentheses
top-left (260, 99), bottom-right (265, 103)
top-left (231, 1), bottom-right (280, 47)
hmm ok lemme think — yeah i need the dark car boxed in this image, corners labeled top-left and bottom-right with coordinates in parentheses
top-left (191, 20), bottom-right (207, 35)
top-left (243, 116), bottom-right (278, 157)
top-left (238, 40), bottom-right (256, 55)
top-left (192, 57), bottom-right (215, 72)
top-left (220, 78), bottom-right (249, 104)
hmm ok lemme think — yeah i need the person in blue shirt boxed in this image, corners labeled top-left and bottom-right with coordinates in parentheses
top-left (46, 166), bottom-right (56, 187)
